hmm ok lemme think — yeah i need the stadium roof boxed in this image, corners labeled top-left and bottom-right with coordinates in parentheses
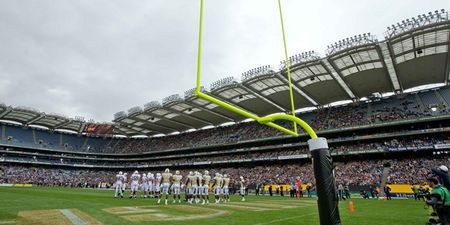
top-left (2, 10), bottom-right (450, 137)
top-left (0, 103), bottom-right (87, 133)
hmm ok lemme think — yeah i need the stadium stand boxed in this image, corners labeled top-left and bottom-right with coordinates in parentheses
top-left (0, 11), bottom-right (449, 197)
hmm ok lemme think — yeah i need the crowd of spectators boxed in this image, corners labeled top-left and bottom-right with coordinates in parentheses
top-left (107, 96), bottom-right (448, 154)
top-left (1, 135), bottom-right (448, 168)
top-left (387, 158), bottom-right (447, 184)
top-left (1, 93), bottom-right (448, 154)
top-left (1, 157), bottom-right (448, 189)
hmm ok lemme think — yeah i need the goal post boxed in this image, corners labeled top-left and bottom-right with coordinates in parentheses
top-left (194, 1), bottom-right (341, 224)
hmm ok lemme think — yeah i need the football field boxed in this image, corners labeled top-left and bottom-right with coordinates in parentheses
top-left (0, 187), bottom-right (428, 225)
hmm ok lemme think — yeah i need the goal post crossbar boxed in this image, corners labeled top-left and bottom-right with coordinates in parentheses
top-left (194, 0), bottom-right (317, 140)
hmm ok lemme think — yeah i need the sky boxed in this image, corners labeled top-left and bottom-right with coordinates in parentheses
top-left (0, 0), bottom-right (448, 122)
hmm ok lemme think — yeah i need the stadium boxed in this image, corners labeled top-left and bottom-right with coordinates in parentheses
top-left (1, 1), bottom-right (450, 225)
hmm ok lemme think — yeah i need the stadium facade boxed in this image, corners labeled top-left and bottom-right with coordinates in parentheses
top-left (0, 10), bottom-right (450, 194)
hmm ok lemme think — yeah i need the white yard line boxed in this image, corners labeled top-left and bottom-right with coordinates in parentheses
top-left (0, 220), bottom-right (15, 224)
top-left (59, 209), bottom-right (88, 225)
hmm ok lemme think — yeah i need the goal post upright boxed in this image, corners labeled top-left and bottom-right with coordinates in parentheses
top-left (194, 1), bottom-right (341, 224)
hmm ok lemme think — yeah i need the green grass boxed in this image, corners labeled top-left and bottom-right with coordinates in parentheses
top-left (0, 187), bottom-right (430, 225)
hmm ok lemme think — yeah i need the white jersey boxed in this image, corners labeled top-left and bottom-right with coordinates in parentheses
top-left (131, 174), bottom-right (140, 184)
top-left (173, 175), bottom-right (182, 186)
top-left (148, 176), bottom-right (154, 186)
top-left (155, 176), bottom-right (162, 187)
top-left (116, 174), bottom-right (125, 184)
top-left (142, 176), bottom-right (148, 184)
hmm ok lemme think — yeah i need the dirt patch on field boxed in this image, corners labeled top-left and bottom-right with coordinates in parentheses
top-left (102, 207), bottom-right (158, 215)
top-left (16, 209), bottom-right (73, 225)
top-left (103, 205), bottom-right (228, 222)
top-left (210, 203), bottom-right (270, 211)
top-left (16, 209), bottom-right (102, 225)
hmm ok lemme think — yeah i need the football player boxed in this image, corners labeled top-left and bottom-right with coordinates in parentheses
top-left (213, 173), bottom-right (223, 204)
top-left (240, 176), bottom-right (246, 202)
top-left (202, 170), bottom-right (211, 205)
top-left (222, 174), bottom-right (230, 202)
top-left (129, 171), bottom-right (140, 199)
top-left (159, 168), bottom-right (172, 205)
top-left (114, 171), bottom-right (125, 198)
top-left (154, 173), bottom-right (162, 202)
top-left (172, 170), bottom-right (183, 203)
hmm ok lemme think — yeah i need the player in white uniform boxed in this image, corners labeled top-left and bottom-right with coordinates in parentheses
top-left (240, 176), bottom-right (246, 201)
top-left (159, 168), bottom-right (172, 205)
top-left (212, 173), bottom-right (223, 204)
top-left (222, 174), bottom-right (230, 202)
top-left (122, 172), bottom-right (128, 192)
top-left (202, 170), bottom-right (211, 205)
top-left (185, 171), bottom-right (195, 204)
top-left (129, 171), bottom-right (140, 199)
top-left (114, 171), bottom-right (125, 198)
top-left (154, 173), bottom-right (162, 200)
top-left (195, 171), bottom-right (203, 204)
top-left (140, 173), bottom-right (149, 198)
top-left (148, 173), bottom-right (154, 198)
top-left (191, 171), bottom-right (199, 204)
top-left (172, 170), bottom-right (183, 203)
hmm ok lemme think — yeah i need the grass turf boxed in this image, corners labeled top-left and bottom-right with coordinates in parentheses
top-left (0, 187), bottom-right (429, 225)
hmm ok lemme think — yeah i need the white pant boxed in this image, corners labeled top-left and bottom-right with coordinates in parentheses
top-left (214, 187), bottom-right (222, 195)
top-left (131, 182), bottom-right (139, 192)
top-left (141, 184), bottom-right (149, 192)
top-left (161, 183), bottom-right (170, 195)
top-left (223, 187), bottom-right (229, 195)
top-left (115, 182), bottom-right (123, 197)
top-left (172, 184), bottom-right (181, 195)
top-left (187, 187), bottom-right (194, 195)
top-left (202, 185), bottom-right (209, 196)
top-left (154, 184), bottom-right (161, 192)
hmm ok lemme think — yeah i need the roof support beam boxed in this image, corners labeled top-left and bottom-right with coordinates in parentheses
top-left (321, 59), bottom-right (357, 99)
top-left (26, 114), bottom-right (45, 126)
top-left (143, 111), bottom-right (196, 130)
top-left (0, 108), bottom-right (12, 118)
top-left (275, 73), bottom-right (319, 106)
top-left (54, 120), bottom-right (74, 129)
top-left (78, 123), bottom-right (86, 133)
top-left (239, 84), bottom-right (287, 112)
top-left (129, 114), bottom-right (178, 133)
top-left (379, 42), bottom-right (402, 91)
top-left (163, 107), bottom-right (213, 126)
top-left (183, 101), bottom-right (234, 122)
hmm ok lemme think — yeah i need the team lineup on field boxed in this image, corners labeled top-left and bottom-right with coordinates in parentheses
top-left (114, 169), bottom-right (246, 205)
